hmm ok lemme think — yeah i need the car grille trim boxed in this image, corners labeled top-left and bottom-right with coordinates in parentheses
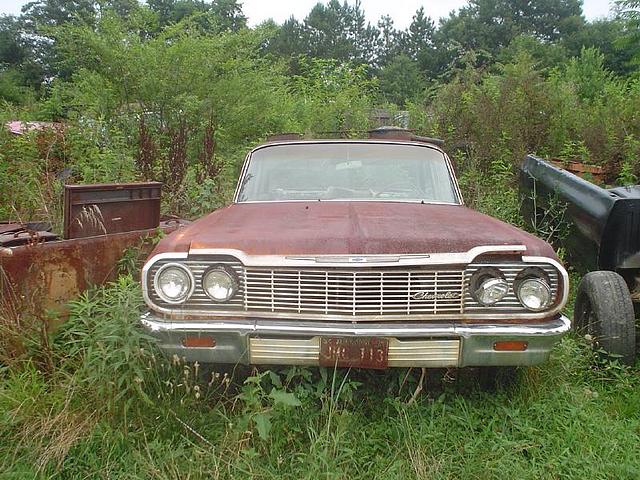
top-left (147, 257), bottom-right (561, 318)
top-left (243, 268), bottom-right (465, 316)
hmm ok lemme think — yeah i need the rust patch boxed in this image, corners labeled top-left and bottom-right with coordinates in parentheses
top-left (0, 223), bottom-right (185, 320)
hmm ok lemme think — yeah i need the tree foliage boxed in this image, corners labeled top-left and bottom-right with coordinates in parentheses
top-left (0, 0), bottom-right (639, 223)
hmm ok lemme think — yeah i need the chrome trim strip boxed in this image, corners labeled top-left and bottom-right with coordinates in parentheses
top-left (141, 312), bottom-right (571, 337)
top-left (444, 152), bottom-right (464, 205)
top-left (232, 140), bottom-right (464, 206)
top-left (185, 245), bottom-right (527, 267)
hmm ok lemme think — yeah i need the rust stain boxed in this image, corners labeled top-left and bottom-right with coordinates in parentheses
top-left (151, 202), bottom-right (556, 259)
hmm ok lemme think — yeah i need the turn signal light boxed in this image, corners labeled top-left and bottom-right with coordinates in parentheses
top-left (182, 336), bottom-right (216, 348)
top-left (493, 341), bottom-right (528, 351)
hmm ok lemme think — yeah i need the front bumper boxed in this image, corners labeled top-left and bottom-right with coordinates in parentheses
top-left (140, 313), bottom-right (571, 368)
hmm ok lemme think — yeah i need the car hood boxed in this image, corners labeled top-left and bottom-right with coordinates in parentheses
top-left (153, 202), bottom-right (556, 258)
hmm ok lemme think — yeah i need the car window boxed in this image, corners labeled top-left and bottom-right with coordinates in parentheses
top-left (237, 143), bottom-right (458, 203)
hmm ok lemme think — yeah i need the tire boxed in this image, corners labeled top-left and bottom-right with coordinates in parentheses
top-left (574, 271), bottom-right (636, 365)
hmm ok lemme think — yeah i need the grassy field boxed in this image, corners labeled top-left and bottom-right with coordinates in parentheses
top-left (1, 275), bottom-right (639, 479)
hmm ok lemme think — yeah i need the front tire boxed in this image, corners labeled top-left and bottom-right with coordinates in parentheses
top-left (574, 271), bottom-right (636, 365)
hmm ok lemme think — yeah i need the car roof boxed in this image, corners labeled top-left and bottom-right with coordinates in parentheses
top-left (250, 139), bottom-right (447, 156)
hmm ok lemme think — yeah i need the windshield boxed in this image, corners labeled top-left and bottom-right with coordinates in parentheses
top-left (236, 143), bottom-right (459, 203)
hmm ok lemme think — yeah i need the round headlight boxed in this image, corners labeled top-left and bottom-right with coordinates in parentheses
top-left (473, 277), bottom-right (509, 305)
top-left (203, 267), bottom-right (238, 302)
top-left (154, 264), bottom-right (193, 304)
top-left (516, 278), bottom-right (551, 311)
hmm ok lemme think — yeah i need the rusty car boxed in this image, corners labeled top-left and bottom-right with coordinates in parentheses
top-left (140, 133), bottom-right (569, 370)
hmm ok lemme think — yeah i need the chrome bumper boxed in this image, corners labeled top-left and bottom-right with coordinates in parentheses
top-left (140, 313), bottom-right (571, 368)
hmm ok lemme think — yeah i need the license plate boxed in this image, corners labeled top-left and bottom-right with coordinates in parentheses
top-left (319, 337), bottom-right (389, 369)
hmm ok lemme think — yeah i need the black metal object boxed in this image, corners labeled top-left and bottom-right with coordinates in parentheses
top-left (0, 222), bottom-right (59, 247)
top-left (63, 182), bottom-right (162, 239)
top-left (520, 155), bottom-right (640, 273)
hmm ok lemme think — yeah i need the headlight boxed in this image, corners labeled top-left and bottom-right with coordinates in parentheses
top-left (154, 263), bottom-right (193, 304)
top-left (203, 267), bottom-right (238, 302)
top-left (516, 277), bottom-right (551, 311)
top-left (471, 268), bottom-right (509, 305)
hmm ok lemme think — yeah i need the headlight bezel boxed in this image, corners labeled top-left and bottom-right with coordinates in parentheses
top-left (202, 265), bottom-right (239, 303)
top-left (470, 267), bottom-right (510, 306)
top-left (153, 262), bottom-right (195, 305)
top-left (515, 268), bottom-right (553, 311)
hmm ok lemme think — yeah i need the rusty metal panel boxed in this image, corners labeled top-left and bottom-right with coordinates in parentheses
top-left (63, 182), bottom-right (162, 239)
top-left (1, 222), bottom-right (186, 318)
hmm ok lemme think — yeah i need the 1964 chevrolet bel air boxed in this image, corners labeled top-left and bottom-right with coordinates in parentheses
top-left (140, 137), bottom-right (569, 369)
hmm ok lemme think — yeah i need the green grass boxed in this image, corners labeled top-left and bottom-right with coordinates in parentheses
top-left (1, 277), bottom-right (639, 479)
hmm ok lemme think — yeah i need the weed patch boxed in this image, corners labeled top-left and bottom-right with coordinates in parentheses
top-left (1, 276), bottom-right (638, 479)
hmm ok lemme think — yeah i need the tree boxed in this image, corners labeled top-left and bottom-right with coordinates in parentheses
top-left (399, 7), bottom-right (435, 60)
top-left (499, 34), bottom-right (568, 71)
top-left (563, 19), bottom-right (636, 76)
top-left (0, 15), bottom-right (47, 90)
top-left (375, 15), bottom-right (398, 67)
top-left (379, 54), bottom-right (424, 105)
top-left (0, 16), bottom-right (28, 68)
top-left (432, 0), bottom-right (584, 75)
top-left (21, 0), bottom-right (97, 28)
top-left (616, 0), bottom-right (640, 68)
top-left (209, 0), bottom-right (247, 32)
top-left (146, 0), bottom-right (245, 31)
top-left (98, 0), bottom-right (140, 17)
top-left (270, 0), bottom-right (378, 65)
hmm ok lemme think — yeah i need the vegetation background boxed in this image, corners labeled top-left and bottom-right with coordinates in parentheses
top-left (1, 0), bottom-right (640, 478)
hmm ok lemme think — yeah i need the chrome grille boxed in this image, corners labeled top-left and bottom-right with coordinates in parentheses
top-left (146, 256), bottom-right (562, 318)
top-left (464, 262), bottom-right (559, 312)
top-left (243, 268), bottom-right (465, 316)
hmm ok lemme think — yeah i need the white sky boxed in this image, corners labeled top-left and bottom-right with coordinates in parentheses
top-left (0, 0), bottom-right (614, 28)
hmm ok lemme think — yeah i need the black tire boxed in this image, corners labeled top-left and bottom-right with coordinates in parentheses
top-left (574, 271), bottom-right (636, 365)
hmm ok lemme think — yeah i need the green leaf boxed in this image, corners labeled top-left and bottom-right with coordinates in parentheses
top-left (269, 389), bottom-right (302, 407)
top-left (268, 370), bottom-right (283, 388)
top-left (253, 413), bottom-right (272, 440)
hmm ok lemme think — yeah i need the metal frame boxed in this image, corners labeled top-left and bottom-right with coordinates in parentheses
top-left (232, 139), bottom-right (465, 206)
top-left (141, 248), bottom-right (569, 321)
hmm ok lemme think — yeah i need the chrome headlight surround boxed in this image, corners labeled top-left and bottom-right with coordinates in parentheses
top-left (202, 265), bottom-right (239, 303)
top-left (515, 268), bottom-right (552, 311)
top-left (153, 262), bottom-right (195, 305)
top-left (470, 267), bottom-right (509, 306)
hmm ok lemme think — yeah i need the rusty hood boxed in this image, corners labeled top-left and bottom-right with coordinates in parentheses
top-left (153, 202), bottom-right (556, 259)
